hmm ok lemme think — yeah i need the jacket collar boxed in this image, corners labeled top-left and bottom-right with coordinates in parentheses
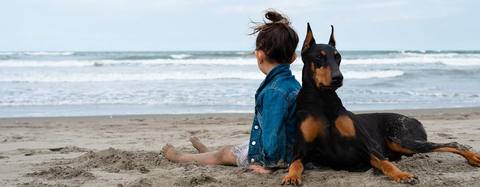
top-left (256, 64), bottom-right (292, 94)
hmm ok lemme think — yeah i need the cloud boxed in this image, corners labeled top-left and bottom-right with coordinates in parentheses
top-left (2, 0), bottom-right (477, 50)
top-left (39, 0), bottom-right (209, 11)
top-left (217, 0), bottom-right (323, 14)
top-left (216, 0), bottom-right (466, 23)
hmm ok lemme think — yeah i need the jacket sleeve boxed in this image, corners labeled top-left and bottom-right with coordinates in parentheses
top-left (260, 88), bottom-right (289, 167)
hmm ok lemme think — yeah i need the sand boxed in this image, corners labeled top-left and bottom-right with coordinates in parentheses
top-left (1, 107), bottom-right (480, 186)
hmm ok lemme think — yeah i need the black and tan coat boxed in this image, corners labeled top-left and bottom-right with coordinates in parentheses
top-left (281, 23), bottom-right (480, 185)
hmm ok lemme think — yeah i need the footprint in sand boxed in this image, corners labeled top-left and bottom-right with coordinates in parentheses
top-left (130, 118), bottom-right (146, 122)
top-left (436, 133), bottom-right (457, 139)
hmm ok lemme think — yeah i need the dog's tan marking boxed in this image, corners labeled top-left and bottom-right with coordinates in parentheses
top-left (370, 154), bottom-right (416, 183)
top-left (335, 115), bottom-right (355, 137)
top-left (300, 116), bottom-right (324, 142)
top-left (387, 142), bottom-right (415, 154)
top-left (281, 159), bottom-right (304, 185)
top-left (434, 147), bottom-right (480, 167)
top-left (320, 50), bottom-right (326, 56)
top-left (311, 63), bottom-right (332, 87)
top-left (333, 51), bottom-right (338, 55)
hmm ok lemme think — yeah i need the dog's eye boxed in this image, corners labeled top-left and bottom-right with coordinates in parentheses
top-left (314, 55), bottom-right (325, 62)
top-left (313, 56), bottom-right (325, 66)
top-left (334, 53), bottom-right (341, 59)
top-left (334, 53), bottom-right (342, 63)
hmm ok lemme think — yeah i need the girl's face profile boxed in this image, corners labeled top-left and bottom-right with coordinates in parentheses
top-left (255, 50), bottom-right (267, 75)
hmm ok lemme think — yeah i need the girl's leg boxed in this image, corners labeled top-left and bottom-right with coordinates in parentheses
top-left (189, 137), bottom-right (209, 153)
top-left (162, 139), bottom-right (272, 174)
top-left (162, 144), bottom-right (237, 166)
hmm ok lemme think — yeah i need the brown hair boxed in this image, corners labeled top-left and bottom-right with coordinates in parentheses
top-left (251, 10), bottom-right (299, 64)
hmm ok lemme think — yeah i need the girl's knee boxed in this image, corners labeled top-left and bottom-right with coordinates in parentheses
top-left (215, 145), bottom-right (235, 164)
top-left (217, 146), bottom-right (233, 158)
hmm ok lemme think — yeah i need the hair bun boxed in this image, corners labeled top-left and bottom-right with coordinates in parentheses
top-left (249, 9), bottom-right (291, 35)
top-left (265, 10), bottom-right (289, 24)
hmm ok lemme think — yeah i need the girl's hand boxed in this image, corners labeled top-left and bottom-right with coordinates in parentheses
top-left (248, 164), bottom-right (272, 174)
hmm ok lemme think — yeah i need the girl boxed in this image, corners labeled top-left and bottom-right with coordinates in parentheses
top-left (162, 10), bottom-right (300, 173)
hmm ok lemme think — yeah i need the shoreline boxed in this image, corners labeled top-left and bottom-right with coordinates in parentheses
top-left (2, 107), bottom-right (480, 186)
top-left (1, 106), bottom-right (480, 120)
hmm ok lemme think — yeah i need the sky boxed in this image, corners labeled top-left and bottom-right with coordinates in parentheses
top-left (2, 0), bottom-right (479, 51)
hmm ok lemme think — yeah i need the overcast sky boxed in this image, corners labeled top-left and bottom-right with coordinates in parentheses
top-left (3, 0), bottom-right (479, 51)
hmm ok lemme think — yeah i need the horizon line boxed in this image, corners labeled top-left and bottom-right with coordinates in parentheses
top-left (2, 49), bottom-right (480, 52)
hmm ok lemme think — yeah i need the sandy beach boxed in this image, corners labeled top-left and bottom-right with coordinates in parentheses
top-left (1, 107), bottom-right (480, 186)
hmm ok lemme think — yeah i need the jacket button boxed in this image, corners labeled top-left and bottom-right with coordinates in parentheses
top-left (251, 158), bottom-right (255, 163)
top-left (251, 141), bottom-right (256, 145)
top-left (254, 125), bottom-right (259, 129)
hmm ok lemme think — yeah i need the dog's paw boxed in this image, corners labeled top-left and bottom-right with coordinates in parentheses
top-left (392, 172), bottom-right (419, 185)
top-left (464, 151), bottom-right (480, 167)
top-left (281, 174), bottom-right (302, 185)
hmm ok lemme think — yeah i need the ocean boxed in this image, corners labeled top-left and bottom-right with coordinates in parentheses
top-left (1, 50), bottom-right (479, 117)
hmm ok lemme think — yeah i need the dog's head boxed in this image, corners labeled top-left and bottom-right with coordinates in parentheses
top-left (301, 23), bottom-right (343, 90)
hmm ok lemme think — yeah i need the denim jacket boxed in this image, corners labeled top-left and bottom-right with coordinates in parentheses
top-left (247, 64), bottom-right (301, 168)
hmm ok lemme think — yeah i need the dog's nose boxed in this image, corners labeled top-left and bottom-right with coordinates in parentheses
top-left (332, 75), bottom-right (343, 86)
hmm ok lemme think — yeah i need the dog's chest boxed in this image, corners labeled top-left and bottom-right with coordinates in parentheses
top-left (308, 131), bottom-right (366, 166)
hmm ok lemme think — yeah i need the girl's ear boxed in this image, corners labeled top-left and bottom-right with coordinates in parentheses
top-left (255, 50), bottom-right (265, 64)
top-left (290, 53), bottom-right (297, 64)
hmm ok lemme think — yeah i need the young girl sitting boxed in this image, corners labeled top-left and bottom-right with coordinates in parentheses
top-left (161, 10), bottom-right (300, 173)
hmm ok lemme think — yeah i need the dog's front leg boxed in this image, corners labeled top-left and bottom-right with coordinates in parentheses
top-left (282, 138), bottom-right (306, 185)
top-left (281, 159), bottom-right (304, 185)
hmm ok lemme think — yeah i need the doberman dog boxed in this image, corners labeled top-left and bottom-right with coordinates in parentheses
top-left (281, 23), bottom-right (480, 185)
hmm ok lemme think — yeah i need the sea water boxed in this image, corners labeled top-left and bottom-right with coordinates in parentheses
top-left (0, 51), bottom-right (479, 117)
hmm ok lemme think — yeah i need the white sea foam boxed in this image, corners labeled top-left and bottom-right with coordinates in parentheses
top-left (0, 58), bottom-right (257, 67)
top-left (0, 70), bottom-right (404, 83)
top-left (343, 70), bottom-right (404, 79)
top-left (24, 51), bottom-right (74, 56)
top-left (95, 58), bottom-right (258, 66)
top-left (235, 51), bottom-right (252, 55)
top-left (170, 54), bottom-right (192, 59)
top-left (2, 55), bottom-right (480, 68)
top-left (0, 72), bottom-right (265, 82)
top-left (0, 60), bottom-right (91, 67)
top-left (343, 57), bottom-right (480, 66)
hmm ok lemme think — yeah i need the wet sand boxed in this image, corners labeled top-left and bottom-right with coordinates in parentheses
top-left (1, 107), bottom-right (480, 186)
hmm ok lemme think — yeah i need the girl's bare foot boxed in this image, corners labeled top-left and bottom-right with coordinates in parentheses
top-left (190, 137), bottom-right (209, 153)
top-left (248, 165), bottom-right (272, 174)
top-left (161, 144), bottom-right (181, 162)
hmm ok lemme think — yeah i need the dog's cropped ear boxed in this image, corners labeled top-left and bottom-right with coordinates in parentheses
top-left (328, 25), bottom-right (336, 48)
top-left (301, 23), bottom-right (316, 54)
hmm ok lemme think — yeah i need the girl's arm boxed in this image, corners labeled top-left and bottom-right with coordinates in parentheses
top-left (259, 88), bottom-right (289, 167)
